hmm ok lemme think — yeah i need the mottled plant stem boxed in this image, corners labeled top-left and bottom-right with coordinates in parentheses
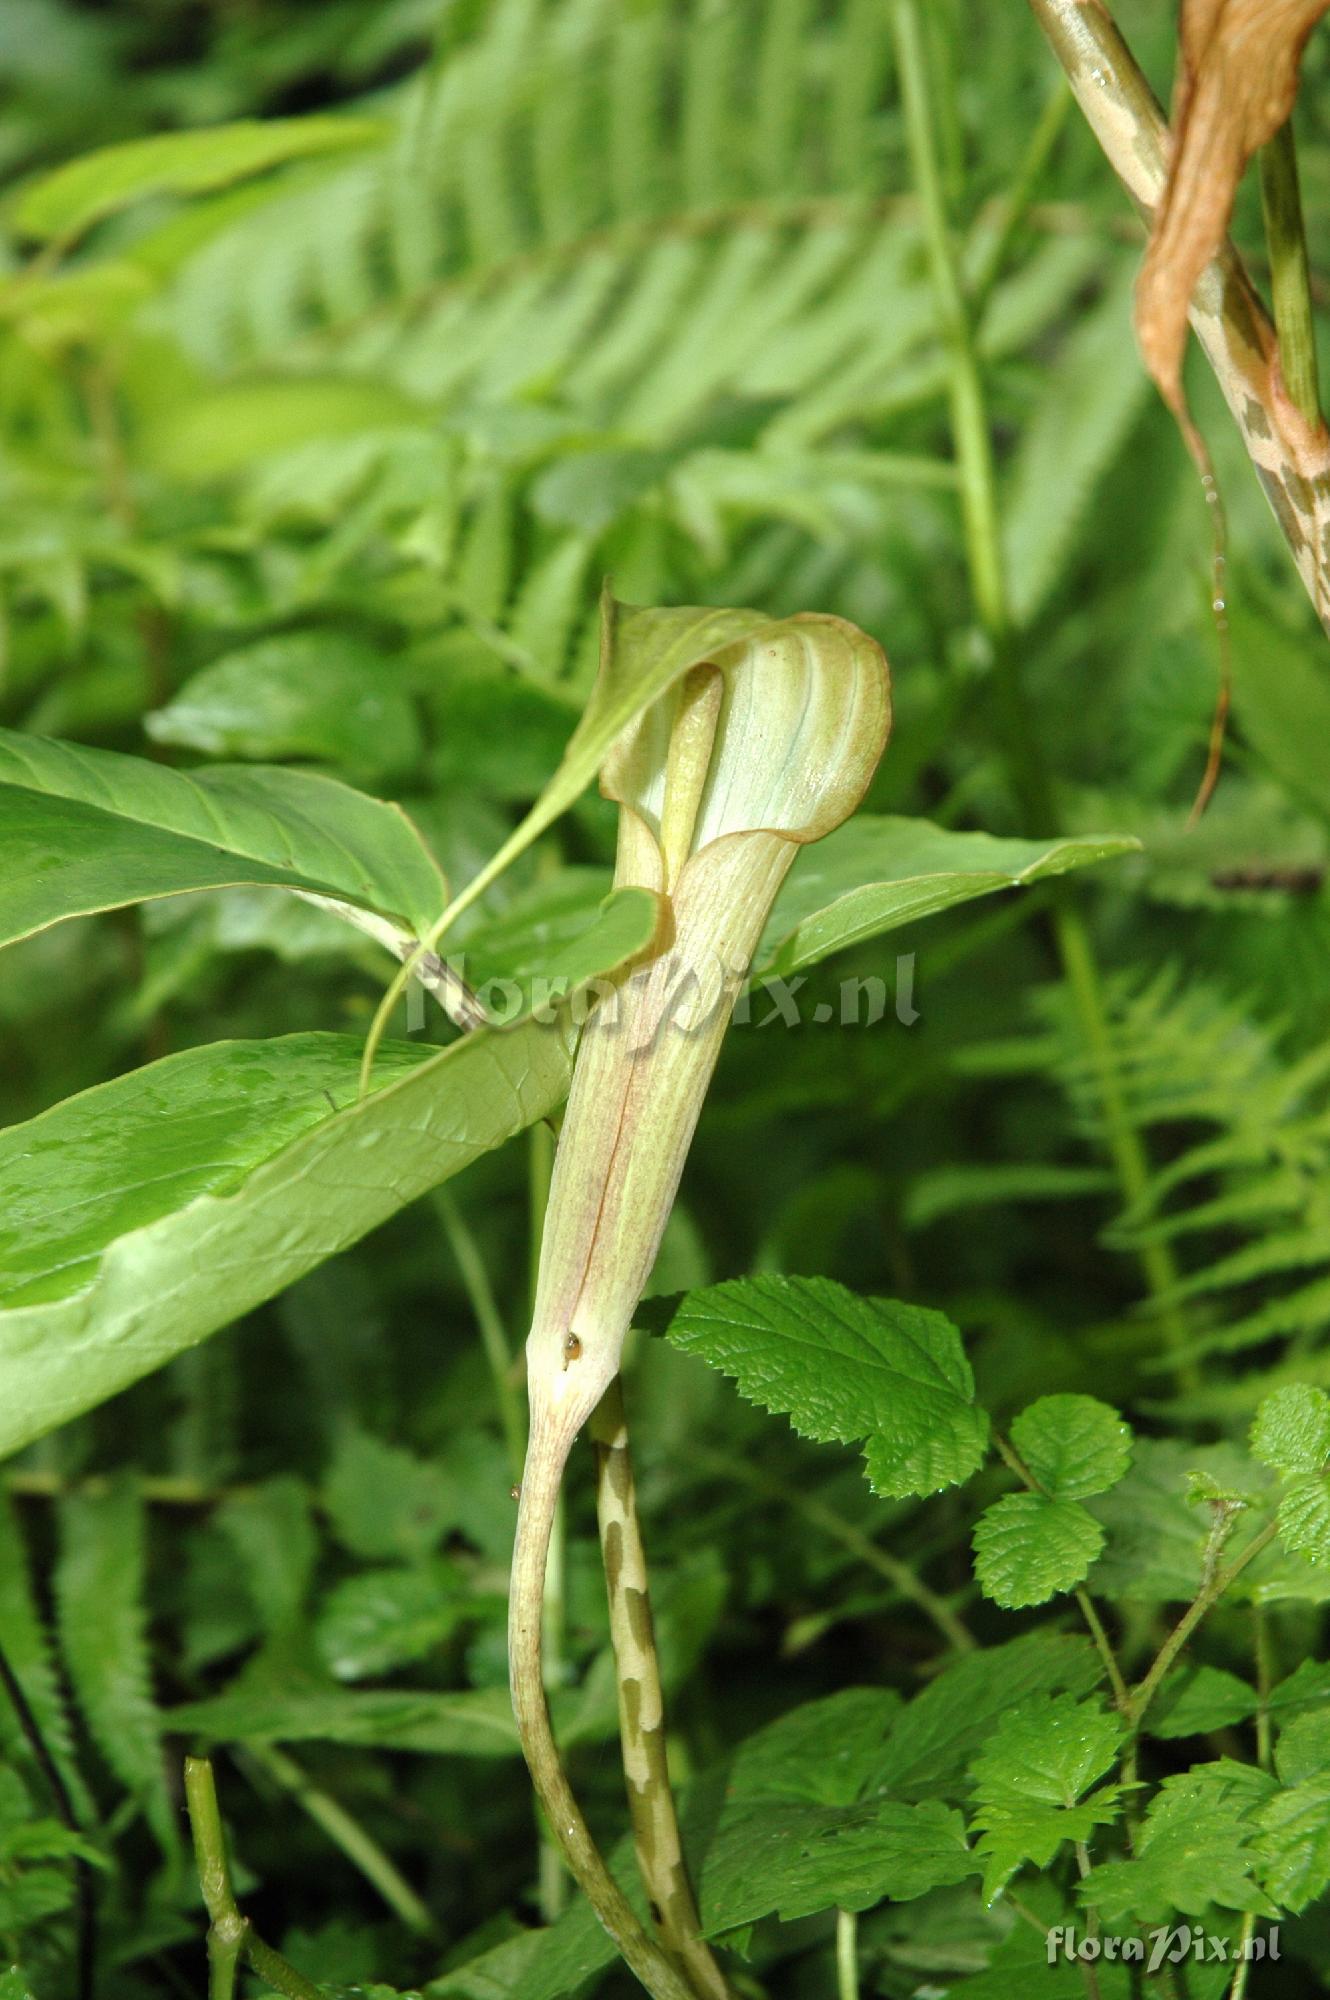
top-left (592, 1380), bottom-right (730, 2000)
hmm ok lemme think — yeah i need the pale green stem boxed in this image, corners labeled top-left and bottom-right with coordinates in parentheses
top-left (1254, 1605), bottom-right (1274, 1772)
top-left (835, 1908), bottom-right (859, 2000)
top-left (183, 1757), bottom-right (322, 2000)
top-left (239, 1743), bottom-right (437, 1940)
top-left (890, 0), bottom-right (1198, 1388)
top-left (1259, 120), bottom-right (1321, 429)
top-left (435, 1187), bottom-right (525, 1480)
top-left (528, 1116), bottom-right (570, 1925)
top-left (1226, 1913), bottom-right (1258, 2000)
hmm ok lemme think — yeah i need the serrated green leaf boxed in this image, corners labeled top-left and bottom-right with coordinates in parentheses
top-left (0, 1499), bottom-right (87, 1818)
top-left (870, 1633), bottom-right (1105, 1800)
top-left (14, 115), bottom-right (387, 242)
top-left (1251, 1384), bottom-right (1330, 1478)
top-left (701, 1795), bottom-right (975, 1929)
top-left (968, 1694), bottom-right (1126, 1902)
top-left (1278, 1475), bottom-right (1330, 1565)
top-left (54, 1480), bottom-right (179, 1864)
top-left (315, 1562), bottom-right (481, 1681)
top-left (658, 1275), bottom-right (988, 1498)
top-left (0, 727), bottom-right (446, 944)
top-left (759, 818), bottom-right (1140, 976)
top-left (1274, 1710), bottom-right (1330, 1785)
top-left (1082, 1763), bottom-right (1279, 1925)
top-left (973, 1493), bottom-right (1104, 1609)
top-left (725, 1688), bottom-right (902, 1806)
top-left (215, 1477), bottom-right (317, 1635)
top-left (1257, 1775), bottom-right (1330, 1910)
top-left (1010, 1395), bottom-right (1133, 1501)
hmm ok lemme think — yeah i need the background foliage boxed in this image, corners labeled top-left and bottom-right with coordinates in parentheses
top-left (4, 0), bottom-right (1330, 1995)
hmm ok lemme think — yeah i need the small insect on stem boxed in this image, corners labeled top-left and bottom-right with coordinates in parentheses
top-left (562, 1332), bottom-right (583, 1369)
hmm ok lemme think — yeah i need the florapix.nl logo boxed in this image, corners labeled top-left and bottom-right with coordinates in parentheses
top-left (1047, 1925), bottom-right (1281, 1974)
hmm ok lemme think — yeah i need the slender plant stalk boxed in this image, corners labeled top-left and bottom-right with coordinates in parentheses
top-left (435, 1187), bottom-right (525, 1479)
top-left (509, 1432), bottom-right (703, 2000)
top-left (1260, 119), bottom-right (1322, 428)
top-left (0, 1637), bottom-right (95, 2000)
top-left (696, 1450), bottom-right (974, 1654)
top-left (183, 1756), bottom-right (322, 2000)
top-left (1253, 1604), bottom-right (1275, 1772)
top-left (238, 1743), bottom-right (438, 1940)
top-left (835, 1908), bottom-right (859, 2000)
top-left (891, 0), bottom-right (1200, 1388)
top-left (1126, 1519), bottom-right (1280, 1734)
top-left (591, 1380), bottom-right (730, 2000)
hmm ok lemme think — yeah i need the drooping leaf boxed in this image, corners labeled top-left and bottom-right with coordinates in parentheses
top-left (759, 819), bottom-right (1139, 976)
top-left (656, 1275), bottom-right (989, 1498)
top-left (0, 728), bottom-right (447, 945)
top-left (1136, 0), bottom-right (1329, 413)
top-left (972, 1492), bottom-right (1105, 1610)
top-left (0, 1024), bottom-right (565, 1457)
top-left (13, 115), bottom-right (387, 242)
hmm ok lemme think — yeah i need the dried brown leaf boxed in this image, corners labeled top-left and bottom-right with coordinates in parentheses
top-left (1137, 0), bottom-right (1329, 412)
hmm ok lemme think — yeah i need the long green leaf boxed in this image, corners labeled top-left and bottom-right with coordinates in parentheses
top-left (760, 818), bottom-right (1140, 975)
top-left (0, 728), bottom-right (446, 944)
top-left (0, 1028), bottom-right (562, 1456)
top-left (13, 116), bottom-right (387, 243)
